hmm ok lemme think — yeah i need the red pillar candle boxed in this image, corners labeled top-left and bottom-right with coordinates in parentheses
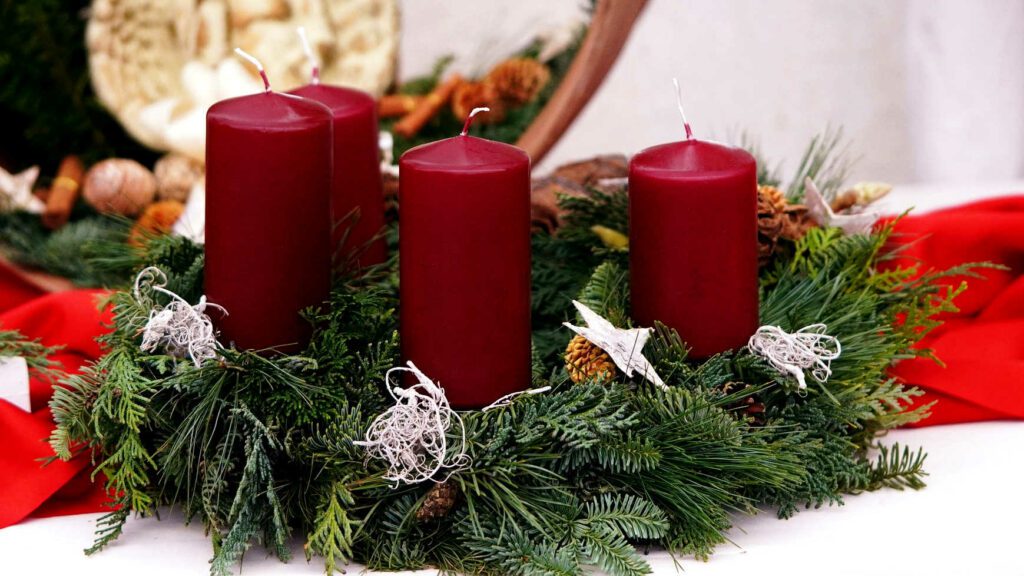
top-left (399, 110), bottom-right (531, 408)
top-left (629, 110), bottom-right (758, 358)
top-left (206, 52), bottom-right (332, 352)
top-left (289, 83), bottom-right (386, 268)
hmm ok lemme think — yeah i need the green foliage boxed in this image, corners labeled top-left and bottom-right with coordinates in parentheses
top-left (532, 188), bottom-right (630, 362)
top-left (306, 480), bottom-right (358, 573)
top-left (41, 133), bottom-right (987, 576)
top-left (0, 211), bottom-right (132, 286)
top-left (0, 327), bottom-right (61, 376)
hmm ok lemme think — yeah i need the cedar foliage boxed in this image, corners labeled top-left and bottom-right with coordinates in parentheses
top-left (41, 135), bottom-right (993, 575)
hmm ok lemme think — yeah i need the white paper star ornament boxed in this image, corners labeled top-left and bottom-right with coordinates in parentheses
top-left (563, 300), bottom-right (667, 390)
top-left (804, 177), bottom-right (879, 235)
top-left (0, 165), bottom-right (45, 214)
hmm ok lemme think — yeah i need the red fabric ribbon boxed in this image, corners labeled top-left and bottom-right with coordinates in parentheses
top-left (0, 262), bottom-right (110, 529)
top-left (886, 196), bottom-right (1024, 425)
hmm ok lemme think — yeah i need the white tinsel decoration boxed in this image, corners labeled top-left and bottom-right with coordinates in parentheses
top-left (748, 324), bottom-right (842, 390)
top-left (355, 362), bottom-right (471, 485)
top-left (133, 267), bottom-right (226, 367)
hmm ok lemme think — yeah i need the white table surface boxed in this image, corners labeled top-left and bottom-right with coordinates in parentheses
top-left (3, 181), bottom-right (1023, 576)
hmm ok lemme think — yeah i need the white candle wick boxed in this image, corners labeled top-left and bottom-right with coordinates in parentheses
top-left (234, 47), bottom-right (271, 92)
top-left (672, 77), bottom-right (694, 140)
top-left (297, 27), bottom-right (321, 85)
top-left (461, 107), bottom-right (491, 136)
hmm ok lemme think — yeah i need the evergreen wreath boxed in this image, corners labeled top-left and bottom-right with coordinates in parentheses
top-left (21, 137), bottom-right (991, 576)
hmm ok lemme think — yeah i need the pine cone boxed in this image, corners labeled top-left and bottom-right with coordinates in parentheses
top-left (719, 381), bottom-right (767, 426)
top-left (451, 81), bottom-right (505, 122)
top-left (487, 58), bottom-right (551, 106)
top-left (565, 334), bottom-right (617, 383)
top-left (780, 204), bottom-right (816, 241)
top-left (757, 186), bottom-right (786, 268)
top-left (417, 481), bottom-right (459, 522)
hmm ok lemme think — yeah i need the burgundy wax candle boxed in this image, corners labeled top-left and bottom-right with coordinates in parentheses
top-left (206, 61), bottom-right (332, 352)
top-left (399, 116), bottom-right (531, 408)
top-left (289, 83), bottom-right (386, 268)
top-left (629, 138), bottom-right (758, 358)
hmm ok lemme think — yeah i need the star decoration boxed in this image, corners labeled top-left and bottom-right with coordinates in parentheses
top-left (0, 165), bottom-right (44, 214)
top-left (804, 177), bottom-right (879, 235)
top-left (563, 300), bottom-right (666, 390)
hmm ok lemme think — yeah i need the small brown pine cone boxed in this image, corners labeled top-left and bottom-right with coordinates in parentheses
top-left (758, 185), bottom-right (788, 212)
top-left (719, 381), bottom-right (767, 426)
top-left (487, 58), bottom-right (551, 106)
top-left (757, 186), bottom-right (786, 268)
top-left (417, 481), bottom-right (460, 522)
top-left (451, 81), bottom-right (505, 122)
top-left (565, 334), bottom-right (617, 384)
top-left (780, 204), bottom-right (816, 241)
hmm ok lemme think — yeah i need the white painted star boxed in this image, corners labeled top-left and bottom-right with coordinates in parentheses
top-left (0, 165), bottom-right (44, 214)
top-left (804, 177), bottom-right (879, 235)
top-left (563, 300), bottom-right (667, 390)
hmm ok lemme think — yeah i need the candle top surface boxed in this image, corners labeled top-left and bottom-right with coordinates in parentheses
top-left (401, 135), bottom-right (529, 173)
top-left (631, 139), bottom-right (755, 177)
top-left (288, 84), bottom-right (375, 118)
top-left (207, 91), bottom-right (331, 130)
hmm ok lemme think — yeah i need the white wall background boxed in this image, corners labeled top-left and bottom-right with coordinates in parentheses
top-left (399, 0), bottom-right (1024, 185)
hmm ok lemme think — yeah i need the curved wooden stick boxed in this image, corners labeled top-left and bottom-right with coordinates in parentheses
top-left (516, 0), bottom-right (650, 166)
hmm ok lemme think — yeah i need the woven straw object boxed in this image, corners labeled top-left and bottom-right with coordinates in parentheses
top-left (86, 0), bottom-right (399, 161)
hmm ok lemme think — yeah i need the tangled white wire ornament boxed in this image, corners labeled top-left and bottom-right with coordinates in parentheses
top-left (355, 362), bottom-right (471, 485)
top-left (748, 324), bottom-right (841, 390)
top-left (133, 267), bottom-right (226, 368)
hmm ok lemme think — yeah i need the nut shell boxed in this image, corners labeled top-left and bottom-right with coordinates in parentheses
top-left (154, 153), bottom-right (203, 202)
top-left (83, 158), bottom-right (157, 216)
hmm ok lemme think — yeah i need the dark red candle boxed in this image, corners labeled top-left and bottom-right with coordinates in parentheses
top-left (289, 83), bottom-right (386, 268)
top-left (399, 114), bottom-right (531, 408)
top-left (206, 57), bottom-right (332, 352)
top-left (629, 136), bottom-right (758, 358)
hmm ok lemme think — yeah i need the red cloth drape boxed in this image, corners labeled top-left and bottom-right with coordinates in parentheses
top-left (0, 262), bottom-right (110, 529)
top-left (886, 196), bottom-right (1024, 425)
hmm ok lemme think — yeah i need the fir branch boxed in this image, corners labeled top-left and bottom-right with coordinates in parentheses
top-left (866, 444), bottom-right (927, 491)
top-left (575, 260), bottom-right (630, 327)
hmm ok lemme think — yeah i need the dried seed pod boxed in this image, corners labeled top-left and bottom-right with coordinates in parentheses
top-left (451, 81), bottom-right (505, 123)
top-left (486, 58), bottom-right (551, 105)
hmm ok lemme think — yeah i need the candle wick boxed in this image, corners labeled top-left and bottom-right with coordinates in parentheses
top-left (297, 27), bottom-right (321, 85)
top-left (672, 77), bottom-right (693, 140)
top-left (235, 47), bottom-right (271, 92)
top-left (460, 107), bottom-right (491, 136)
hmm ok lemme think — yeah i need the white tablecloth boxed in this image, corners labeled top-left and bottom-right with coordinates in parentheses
top-left (3, 181), bottom-right (1022, 576)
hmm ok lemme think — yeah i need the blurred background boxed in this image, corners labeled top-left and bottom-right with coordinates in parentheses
top-left (2, 0), bottom-right (1023, 185)
top-left (401, 0), bottom-right (1024, 183)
